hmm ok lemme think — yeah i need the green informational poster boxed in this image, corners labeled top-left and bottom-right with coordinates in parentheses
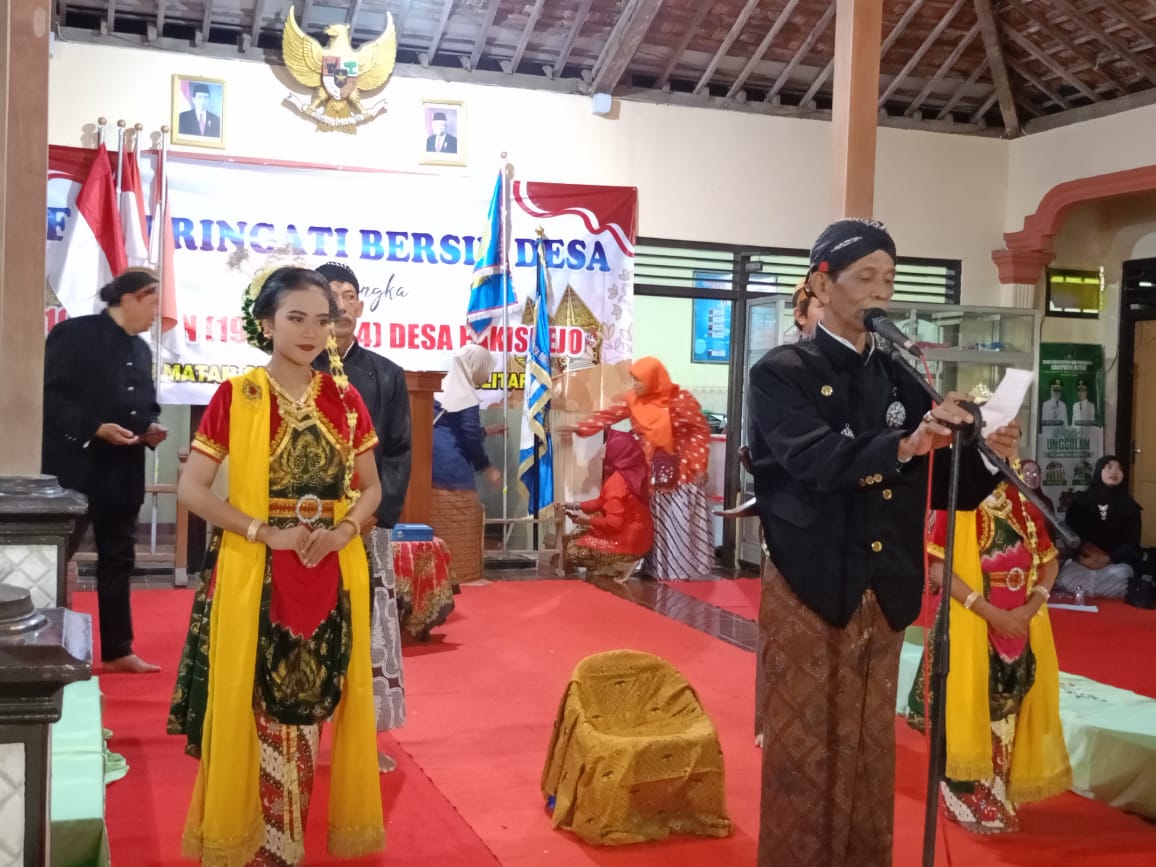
top-left (1037, 343), bottom-right (1106, 514)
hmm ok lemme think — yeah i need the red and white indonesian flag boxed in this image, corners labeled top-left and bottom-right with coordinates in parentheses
top-left (120, 149), bottom-right (150, 267)
top-left (149, 157), bottom-right (180, 338)
top-left (55, 144), bottom-right (127, 317)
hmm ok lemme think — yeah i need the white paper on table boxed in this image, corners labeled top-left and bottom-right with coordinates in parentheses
top-left (979, 368), bottom-right (1034, 432)
top-left (1047, 603), bottom-right (1100, 613)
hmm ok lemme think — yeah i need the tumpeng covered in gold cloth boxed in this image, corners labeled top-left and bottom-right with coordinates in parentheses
top-left (541, 649), bottom-right (731, 845)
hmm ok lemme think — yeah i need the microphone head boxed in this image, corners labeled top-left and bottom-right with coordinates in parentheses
top-left (861, 308), bottom-right (888, 332)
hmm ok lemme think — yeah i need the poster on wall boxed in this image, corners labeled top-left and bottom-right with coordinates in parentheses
top-left (690, 297), bottom-right (731, 364)
top-left (44, 146), bottom-right (638, 411)
top-left (1036, 342), bottom-right (1105, 514)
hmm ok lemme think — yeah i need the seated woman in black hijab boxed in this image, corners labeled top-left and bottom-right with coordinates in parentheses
top-left (1055, 455), bottom-right (1143, 599)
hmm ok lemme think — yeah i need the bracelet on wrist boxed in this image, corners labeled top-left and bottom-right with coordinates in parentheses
top-left (338, 516), bottom-right (361, 537)
top-left (963, 590), bottom-right (981, 610)
top-left (245, 518), bottom-right (264, 544)
top-left (1030, 584), bottom-right (1051, 601)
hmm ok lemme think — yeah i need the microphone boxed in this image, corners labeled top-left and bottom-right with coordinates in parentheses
top-left (862, 308), bottom-right (923, 357)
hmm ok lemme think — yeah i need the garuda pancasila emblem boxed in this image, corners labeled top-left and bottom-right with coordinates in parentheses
top-left (282, 7), bottom-right (397, 133)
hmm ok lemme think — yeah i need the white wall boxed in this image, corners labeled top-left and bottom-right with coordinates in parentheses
top-left (1005, 102), bottom-right (1156, 233)
top-left (48, 40), bottom-right (1009, 302)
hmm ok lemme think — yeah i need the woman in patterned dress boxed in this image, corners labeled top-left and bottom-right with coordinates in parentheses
top-left (908, 476), bottom-right (1071, 834)
top-left (575, 356), bottom-right (714, 580)
top-left (563, 429), bottom-right (654, 580)
top-left (170, 267), bottom-right (385, 865)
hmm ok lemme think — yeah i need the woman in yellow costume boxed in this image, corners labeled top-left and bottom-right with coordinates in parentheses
top-left (908, 470), bottom-right (1071, 834)
top-left (170, 267), bottom-right (384, 865)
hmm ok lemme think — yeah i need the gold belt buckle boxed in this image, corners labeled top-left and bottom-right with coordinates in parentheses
top-left (295, 494), bottom-right (323, 527)
top-left (1005, 567), bottom-right (1026, 592)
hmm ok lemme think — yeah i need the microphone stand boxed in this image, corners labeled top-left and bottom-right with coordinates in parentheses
top-left (879, 339), bottom-right (1079, 867)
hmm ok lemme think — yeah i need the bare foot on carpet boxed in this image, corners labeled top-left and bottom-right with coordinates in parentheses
top-left (379, 753), bottom-right (397, 773)
top-left (102, 654), bottom-right (161, 674)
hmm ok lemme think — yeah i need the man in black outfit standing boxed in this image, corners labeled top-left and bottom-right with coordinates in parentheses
top-left (747, 219), bottom-right (1020, 866)
top-left (314, 262), bottom-right (411, 766)
top-left (43, 269), bottom-right (167, 673)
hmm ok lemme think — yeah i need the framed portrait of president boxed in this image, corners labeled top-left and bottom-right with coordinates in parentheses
top-left (171, 75), bottom-right (226, 149)
top-left (420, 99), bottom-right (466, 167)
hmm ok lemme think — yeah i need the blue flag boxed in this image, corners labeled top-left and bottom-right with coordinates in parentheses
top-left (465, 171), bottom-right (517, 341)
top-left (518, 235), bottom-right (555, 517)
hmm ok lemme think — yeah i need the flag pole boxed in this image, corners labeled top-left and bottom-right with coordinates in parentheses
top-left (132, 122), bottom-right (143, 154)
top-left (500, 152), bottom-right (511, 538)
top-left (97, 117), bottom-right (107, 147)
top-left (114, 119), bottom-right (126, 198)
top-left (152, 126), bottom-right (170, 398)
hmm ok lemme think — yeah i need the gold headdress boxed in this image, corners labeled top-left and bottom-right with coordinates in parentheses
top-left (234, 250), bottom-right (360, 503)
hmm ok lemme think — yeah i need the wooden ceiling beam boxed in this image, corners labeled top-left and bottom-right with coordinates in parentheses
top-left (1024, 80), bottom-right (1156, 132)
top-left (551, 0), bottom-right (595, 76)
top-left (422, 0), bottom-right (456, 66)
top-left (1099, 0), bottom-right (1156, 47)
top-left (248, 0), bottom-right (265, 43)
top-left (590, 0), bottom-right (666, 93)
top-left (970, 90), bottom-right (999, 122)
top-left (1007, 56), bottom-right (1072, 109)
top-left (1047, 0), bottom-right (1156, 84)
top-left (905, 21), bottom-right (980, 115)
top-left (1015, 4), bottom-right (1128, 91)
top-left (726, 0), bottom-right (805, 99)
top-left (936, 58), bottom-right (988, 118)
top-left (469, 0), bottom-right (505, 72)
top-left (1012, 92), bottom-right (1046, 119)
top-left (796, 0), bottom-right (927, 106)
top-left (1004, 25), bottom-right (1098, 101)
top-left (195, 0), bottom-right (214, 44)
top-left (508, 0), bottom-right (548, 74)
top-left (693, 0), bottom-right (760, 95)
top-left (766, 1), bottom-right (835, 103)
top-left (973, 0), bottom-right (1021, 136)
top-left (346, 0), bottom-right (363, 27)
top-left (878, 0), bottom-right (967, 106)
top-left (655, 1), bottom-right (715, 89)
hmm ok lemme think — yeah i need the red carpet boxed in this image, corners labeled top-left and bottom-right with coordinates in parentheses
top-left (673, 578), bottom-right (1156, 699)
top-left (73, 590), bottom-right (499, 866)
top-left (76, 583), bottom-right (1156, 866)
top-left (668, 576), bottom-right (761, 618)
top-left (1048, 600), bottom-right (1156, 698)
top-left (394, 581), bottom-right (1156, 867)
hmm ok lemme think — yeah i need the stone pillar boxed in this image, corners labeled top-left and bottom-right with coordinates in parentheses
top-left (0, 0), bottom-right (51, 476)
top-left (399, 371), bottom-right (446, 526)
top-left (0, 585), bottom-right (91, 866)
top-left (0, 478), bottom-right (87, 610)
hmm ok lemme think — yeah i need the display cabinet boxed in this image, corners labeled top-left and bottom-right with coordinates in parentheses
top-left (890, 304), bottom-right (1040, 453)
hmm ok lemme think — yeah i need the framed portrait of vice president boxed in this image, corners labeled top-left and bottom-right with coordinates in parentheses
top-left (171, 75), bottom-right (225, 149)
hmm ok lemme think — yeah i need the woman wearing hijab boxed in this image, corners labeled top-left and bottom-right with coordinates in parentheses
top-left (1055, 455), bottom-right (1143, 599)
top-left (575, 356), bottom-right (714, 580)
top-left (431, 343), bottom-right (500, 583)
top-left (563, 430), bottom-right (654, 580)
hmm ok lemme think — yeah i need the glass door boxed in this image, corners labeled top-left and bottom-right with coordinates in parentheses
top-left (736, 294), bottom-right (791, 566)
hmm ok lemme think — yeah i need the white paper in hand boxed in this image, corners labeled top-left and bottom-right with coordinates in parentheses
top-left (980, 368), bottom-right (1034, 432)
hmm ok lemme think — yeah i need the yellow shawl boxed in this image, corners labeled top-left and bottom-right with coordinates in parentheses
top-left (943, 510), bottom-right (1073, 804)
top-left (181, 368), bottom-right (384, 866)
